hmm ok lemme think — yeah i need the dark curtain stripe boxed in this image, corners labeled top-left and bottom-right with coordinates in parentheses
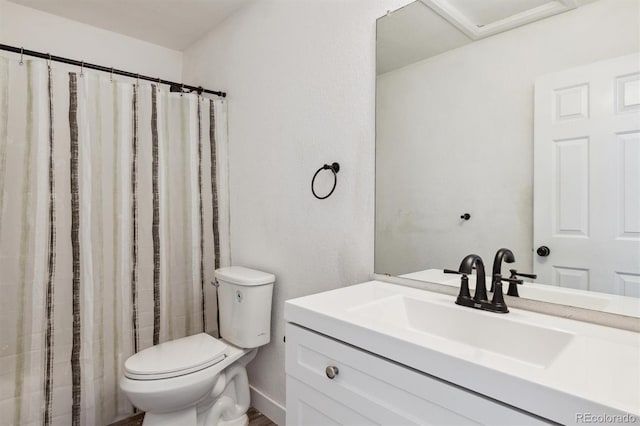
top-left (151, 86), bottom-right (160, 345)
top-left (131, 84), bottom-right (139, 354)
top-left (68, 72), bottom-right (81, 426)
top-left (209, 100), bottom-right (220, 270)
top-left (209, 100), bottom-right (220, 337)
top-left (43, 64), bottom-right (56, 426)
top-left (197, 100), bottom-right (205, 332)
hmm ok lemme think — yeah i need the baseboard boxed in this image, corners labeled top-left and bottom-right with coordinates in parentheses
top-left (250, 385), bottom-right (286, 426)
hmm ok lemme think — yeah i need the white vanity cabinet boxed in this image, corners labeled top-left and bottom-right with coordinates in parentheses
top-left (285, 323), bottom-right (550, 425)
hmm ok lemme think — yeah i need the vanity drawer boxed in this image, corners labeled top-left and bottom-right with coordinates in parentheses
top-left (285, 323), bottom-right (550, 425)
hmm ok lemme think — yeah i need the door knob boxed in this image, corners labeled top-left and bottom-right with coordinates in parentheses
top-left (325, 366), bottom-right (339, 379)
top-left (536, 246), bottom-right (551, 257)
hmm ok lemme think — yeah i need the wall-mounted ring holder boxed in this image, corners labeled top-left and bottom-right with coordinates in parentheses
top-left (312, 162), bottom-right (340, 200)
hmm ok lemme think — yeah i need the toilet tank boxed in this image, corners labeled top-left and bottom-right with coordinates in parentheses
top-left (214, 266), bottom-right (275, 348)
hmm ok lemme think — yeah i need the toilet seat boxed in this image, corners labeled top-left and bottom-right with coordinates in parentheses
top-left (124, 333), bottom-right (227, 380)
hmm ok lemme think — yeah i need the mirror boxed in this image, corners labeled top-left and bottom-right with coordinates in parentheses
top-left (375, 0), bottom-right (640, 317)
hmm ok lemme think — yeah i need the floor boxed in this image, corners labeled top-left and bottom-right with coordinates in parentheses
top-left (247, 407), bottom-right (278, 426)
top-left (108, 408), bottom-right (276, 426)
top-left (109, 413), bottom-right (144, 426)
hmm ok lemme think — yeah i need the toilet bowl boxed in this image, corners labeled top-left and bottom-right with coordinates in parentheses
top-left (120, 267), bottom-right (275, 426)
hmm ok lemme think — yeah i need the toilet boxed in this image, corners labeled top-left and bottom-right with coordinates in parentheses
top-left (120, 266), bottom-right (275, 426)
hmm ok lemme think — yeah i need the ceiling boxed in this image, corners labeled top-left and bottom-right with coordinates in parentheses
top-left (446, 0), bottom-right (558, 27)
top-left (8, 0), bottom-right (254, 50)
top-left (376, 1), bottom-right (471, 75)
top-left (377, 0), bottom-right (599, 74)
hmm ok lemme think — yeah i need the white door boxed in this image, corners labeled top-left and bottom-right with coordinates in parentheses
top-left (534, 54), bottom-right (640, 296)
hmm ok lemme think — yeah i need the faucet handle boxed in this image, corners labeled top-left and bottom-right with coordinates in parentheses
top-left (497, 274), bottom-right (523, 285)
top-left (499, 272), bottom-right (525, 297)
top-left (489, 274), bottom-right (521, 313)
top-left (509, 269), bottom-right (537, 280)
top-left (447, 270), bottom-right (472, 305)
top-left (493, 273), bottom-right (523, 288)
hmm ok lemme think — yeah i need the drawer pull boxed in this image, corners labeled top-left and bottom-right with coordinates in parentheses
top-left (325, 365), bottom-right (339, 379)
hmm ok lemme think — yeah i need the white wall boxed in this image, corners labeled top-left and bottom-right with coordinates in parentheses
top-left (0, 0), bottom-right (183, 81)
top-left (182, 0), bottom-right (410, 416)
top-left (376, 0), bottom-right (639, 276)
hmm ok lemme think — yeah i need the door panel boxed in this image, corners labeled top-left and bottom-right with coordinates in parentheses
top-left (618, 131), bottom-right (640, 238)
top-left (534, 54), bottom-right (640, 296)
top-left (553, 137), bottom-right (589, 237)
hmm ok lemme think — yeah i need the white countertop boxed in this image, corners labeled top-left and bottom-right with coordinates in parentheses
top-left (285, 281), bottom-right (640, 425)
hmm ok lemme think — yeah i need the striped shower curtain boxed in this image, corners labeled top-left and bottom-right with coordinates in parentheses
top-left (0, 57), bottom-right (230, 426)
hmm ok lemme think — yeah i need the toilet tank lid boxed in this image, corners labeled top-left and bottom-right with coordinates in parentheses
top-left (215, 266), bottom-right (275, 286)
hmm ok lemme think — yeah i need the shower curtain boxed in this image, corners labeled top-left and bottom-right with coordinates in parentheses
top-left (0, 57), bottom-right (230, 426)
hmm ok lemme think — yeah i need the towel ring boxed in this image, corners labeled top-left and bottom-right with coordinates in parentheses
top-left (311, 162), bottom-right (340, 200)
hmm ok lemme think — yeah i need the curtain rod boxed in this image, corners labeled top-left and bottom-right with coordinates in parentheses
top-left (0, 43), bottom-right (226, 98)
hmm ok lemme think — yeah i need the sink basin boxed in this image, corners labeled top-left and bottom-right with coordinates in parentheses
top-left (349, 295), bottom-right (574, 368)
top-left (286, 280), bottom-right (640, 420)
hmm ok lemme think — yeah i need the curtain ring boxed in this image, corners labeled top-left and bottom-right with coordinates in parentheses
top-left (136, 73), bottom-right (140, 86)
top-left (311, 162), bottom-right (340, 200)
top-left (19, 47), bottom-right (24, 66)
top-left (80, 60), bottom-right (84, 77)
top-left (47, 53), bottom-right (52, 69)
top-left (181, 83), bottom-right (184, 96)
top-left (110, 67), bottom-right (114, 82)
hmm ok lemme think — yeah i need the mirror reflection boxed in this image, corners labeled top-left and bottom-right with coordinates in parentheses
top-left (375, 0), bottom-right (640, 316)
